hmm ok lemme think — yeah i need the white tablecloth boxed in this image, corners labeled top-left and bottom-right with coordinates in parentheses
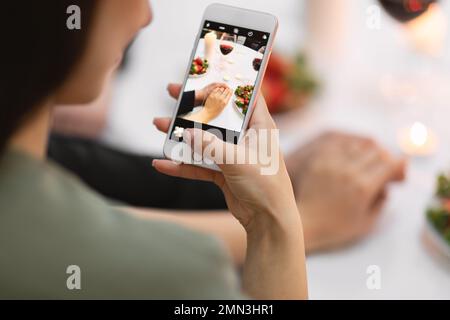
top-left (102, 0), bottom-right (450, 299)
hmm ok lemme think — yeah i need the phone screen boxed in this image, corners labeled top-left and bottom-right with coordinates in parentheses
top-left (170, 20), bottom-right (270, 144)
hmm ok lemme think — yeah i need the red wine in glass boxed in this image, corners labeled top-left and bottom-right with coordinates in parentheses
top-left (378, 0), bottom-right (437, 23)
top-left (220, 44), bottom-right (234, 55)
top-left (218, 33), bottom-right (236, 72)
top-left (253, 58), bottom-right (262, 71)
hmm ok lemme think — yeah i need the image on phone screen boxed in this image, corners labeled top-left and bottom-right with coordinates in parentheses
top-left (170, 20), bottom-right (270, 144)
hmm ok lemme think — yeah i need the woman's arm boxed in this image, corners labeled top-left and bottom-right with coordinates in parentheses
top-left (125, 208), bottom-right (247, 265)
top-left (126, 193), bottom-right (307, 299)
top-left (242, 190), bottom-right (307, 299)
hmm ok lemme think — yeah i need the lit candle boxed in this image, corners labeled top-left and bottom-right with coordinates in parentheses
top-left (204, 31), bottom-right (216, 62)
top-left (398, 122), bottom-right (438, 156)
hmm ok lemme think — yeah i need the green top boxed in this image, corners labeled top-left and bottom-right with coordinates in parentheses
top-left (0, 149), bottom-right (245, 299)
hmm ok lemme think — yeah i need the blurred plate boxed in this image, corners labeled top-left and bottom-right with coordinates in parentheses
top-left (424, 198), bottom-right (450, 260)
top-left (424, 218), bottom-right (450, 259)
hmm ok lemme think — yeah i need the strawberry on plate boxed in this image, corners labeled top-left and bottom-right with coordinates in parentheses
top-left (190, 57), bottom-right (209, 76)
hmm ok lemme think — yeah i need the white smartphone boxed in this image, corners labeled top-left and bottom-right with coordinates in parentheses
top-left (163, 3), bottom-right (278, 170)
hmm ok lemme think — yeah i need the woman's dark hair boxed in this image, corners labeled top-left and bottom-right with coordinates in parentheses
top-left (0, 1), bottom-right (97, 155)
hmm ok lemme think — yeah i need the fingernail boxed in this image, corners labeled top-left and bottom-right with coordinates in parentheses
top-left (152, 159), bottom-right (157, 167)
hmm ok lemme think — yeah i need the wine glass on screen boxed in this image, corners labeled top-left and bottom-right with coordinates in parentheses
top-left (252, 58), bottom-right (262, 71)
top-left (252, 46), bottom-right (265, 72)
top-left (219, 33), bottom-right (236, 72)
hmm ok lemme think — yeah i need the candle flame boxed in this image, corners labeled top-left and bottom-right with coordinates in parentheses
top-left (410, 121), bottom-right (428, 147)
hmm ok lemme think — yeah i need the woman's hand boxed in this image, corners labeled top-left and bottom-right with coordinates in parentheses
top-left (183, 86), bottom-right (232, 123)
top-left (155, 84), bottom-right (295, 231)
top-left (286, 132), bottom-right (406, 252)
top-left (153, 83), bottom-right (308, 299)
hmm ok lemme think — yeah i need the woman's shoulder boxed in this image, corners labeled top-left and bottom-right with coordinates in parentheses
top-left (0, 149), bottom-right (244, 299)
top-left (0, 148), bottom-right (124, 218)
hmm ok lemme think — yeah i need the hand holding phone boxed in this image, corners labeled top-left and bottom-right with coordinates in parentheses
top-left (163, 4), bottom-right (278, 171)
top-left (154, 92), bottom-right (308, 299)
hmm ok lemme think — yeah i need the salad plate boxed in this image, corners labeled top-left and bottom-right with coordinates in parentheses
top-left (425, 174), bottom-right (450, 259)
top-left (189, 57), bottom-right (209, 78)
top-left (233, 85), bottom-right (254, 117)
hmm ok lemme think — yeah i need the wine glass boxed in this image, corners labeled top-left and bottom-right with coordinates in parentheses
top-left (378, 0), bottom-right (437, 23)
top-left (378, 0), bottom-right (443, 56)
top-left (377, 0), bottom-right (445, 150)
top-left (218, 33), bottom-right (236, 72)
top-left (252, 46), bottom-right (266, 72)
top-left (252, 58), bottom-right (262, 72)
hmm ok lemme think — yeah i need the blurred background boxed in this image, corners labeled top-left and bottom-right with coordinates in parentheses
top-left (79, 0), bottom-right (450, 299)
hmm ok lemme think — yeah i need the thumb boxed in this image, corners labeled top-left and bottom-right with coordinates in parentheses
top-left (248, 94), bottom-right (276, 130)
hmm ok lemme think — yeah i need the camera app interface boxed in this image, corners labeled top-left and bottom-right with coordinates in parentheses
top-left (170, 20), bottom-right (270, 143)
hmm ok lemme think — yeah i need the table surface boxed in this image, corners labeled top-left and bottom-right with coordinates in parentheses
top-left (103, 0), bottom-right (450, 299)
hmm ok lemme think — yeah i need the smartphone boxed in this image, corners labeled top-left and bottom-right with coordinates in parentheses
top-left (163, 3), bottom-right (278, 170)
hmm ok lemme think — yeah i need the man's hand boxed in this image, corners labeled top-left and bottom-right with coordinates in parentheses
top-left (182, 87), bottom-right (232, 124)
top-left (195, 83), bottom-right (229, 106)
top-left (202, 87), bottom-right (232, 120)
top-left (167, 82), bottom-right (228, 107)
top-left (286, 132), bottom-right (406, 253)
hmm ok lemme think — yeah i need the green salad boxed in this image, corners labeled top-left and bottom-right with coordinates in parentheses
top-left (427, 174), bottom-right (450, 245)
top-left (234, 85), bottom-right (253, 115)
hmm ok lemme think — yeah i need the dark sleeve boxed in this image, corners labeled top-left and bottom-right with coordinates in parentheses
top-left (178, 90), bottom-right (196, 116)
top-left (47, 134), bottom-right (227, 210)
